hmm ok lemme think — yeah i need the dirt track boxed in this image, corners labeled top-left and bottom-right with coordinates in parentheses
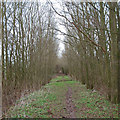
top-left (66, 87), bottom-right (76, 118)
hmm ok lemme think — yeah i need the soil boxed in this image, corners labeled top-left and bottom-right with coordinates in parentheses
top-left (65, 87), bottom-right (76, 118)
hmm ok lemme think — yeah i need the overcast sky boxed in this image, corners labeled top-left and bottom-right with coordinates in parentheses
top-left (51, 0), bottom-right (66, 57)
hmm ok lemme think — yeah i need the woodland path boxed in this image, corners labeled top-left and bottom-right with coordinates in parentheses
top-left (66, 87), bottom-right (76, 118)
top-left (6, 75), bottom-right (118, 118)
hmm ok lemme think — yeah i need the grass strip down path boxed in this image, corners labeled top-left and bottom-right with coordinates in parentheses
top-left (5, 75), bottom-right (118, 118)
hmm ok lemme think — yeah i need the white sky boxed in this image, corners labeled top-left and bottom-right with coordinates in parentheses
top-left (53, 0), bottom-right (66, 57)
top-left (57, 25), bottom-right (65, 57)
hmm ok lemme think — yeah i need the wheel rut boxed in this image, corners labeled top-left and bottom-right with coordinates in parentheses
top-left (65, 87), bottom-right (76, 118)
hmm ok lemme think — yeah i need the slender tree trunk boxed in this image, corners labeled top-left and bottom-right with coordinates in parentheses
top-left (109, 2), bottom-right (118, 103)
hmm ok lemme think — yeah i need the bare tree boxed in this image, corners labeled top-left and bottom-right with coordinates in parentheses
top-left (53, 1), bottom-right (119, 103)
top-left (2, 1), bottom-right (58, 112)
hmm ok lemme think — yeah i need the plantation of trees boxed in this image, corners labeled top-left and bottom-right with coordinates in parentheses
top-left (2, 2), bottom-right (58, 112)
top-left (59, 2), bottom-right (120, 103)
top-left (1, 0), bottom-right (120, 118)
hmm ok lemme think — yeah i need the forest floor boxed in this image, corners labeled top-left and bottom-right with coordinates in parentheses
top-left (5, 75), bottom-right (119, 118)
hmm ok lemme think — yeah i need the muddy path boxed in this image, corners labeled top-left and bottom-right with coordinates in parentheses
top-left (65, 87), bottom-right (76, 118)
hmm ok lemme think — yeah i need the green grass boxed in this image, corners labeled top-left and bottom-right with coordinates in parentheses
top-left (5, 75), bottom-right (119, 118)
top-left (6, 75), bottom-right (71, 118)
top-left (50, 76), bottom-right (64, 82)
top-left (71, 83), bottom-right (118, 118)
top-left (6, 88), bottom-right (57, 118)
top-left (50, 75), bottom-right (72, 82)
